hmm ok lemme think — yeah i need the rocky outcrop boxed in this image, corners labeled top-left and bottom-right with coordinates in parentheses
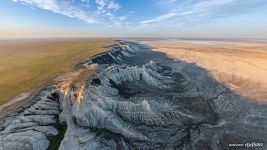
top-left (76, 41), bottom-right (135, 68)
top-left (58, 58), bottom-right (267, 150)
top-left (58, 61), bottom-right (219, 150)
top-left (0, 87), bottom-right (60, 150)
top-left (0, 41), bottom-right (266, 150)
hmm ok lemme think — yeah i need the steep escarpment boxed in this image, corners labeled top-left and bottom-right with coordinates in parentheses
top-left (0, 87), bottom-right (60, 150)
top-left (58, 61), bottom-right (219, 150)
top-left (76, 42), bottom-right (135, 68)
top-left (0, 41), bottom-right (266, 150)
top-left (0, 41), bottom-right (136, 150)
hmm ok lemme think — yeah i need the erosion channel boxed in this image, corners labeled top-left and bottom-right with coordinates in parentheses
top-left (0, 41), bottom-right (266, 150)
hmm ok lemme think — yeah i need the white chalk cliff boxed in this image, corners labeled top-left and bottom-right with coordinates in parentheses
top-left (0, 41), bottom-right (266, 150)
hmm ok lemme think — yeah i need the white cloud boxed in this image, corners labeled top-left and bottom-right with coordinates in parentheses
top-left (11, 0), bottom-right (126, 26)
top-left (107, 1), bottom-right (120, 11)
top-left (141, 10), bottom-right (194, 25)
top-left (11, 0), bottom-right (266, 31)
top-left (12, 0), bottom-right (98, 23)
top-left (80, 0), bottom-right (90, 3)
top-left (140, 0), bottom-right (239, 26)
top-left (94, 0), bottom-right (125, 27)
top-left (95, 0), bottom-right (121, 13)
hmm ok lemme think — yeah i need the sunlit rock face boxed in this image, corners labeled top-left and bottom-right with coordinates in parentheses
top-left (58, 42), bottom-right (266, 150)
top-left (1, 41), bottom-right (266, 150)
top-left (77, 42), bottom-right (136, 68)
top-left (59, 61), bottom-right (219, 150)
top-left (0, 87), bottom-right (60, 150)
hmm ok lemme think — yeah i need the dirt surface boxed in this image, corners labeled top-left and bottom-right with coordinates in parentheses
top-left (142, 39), bottom-right (267, 103)
top-left (1, 41), bottom-right (266, 150)
top-left (0, 38), bottom-right (116, 119)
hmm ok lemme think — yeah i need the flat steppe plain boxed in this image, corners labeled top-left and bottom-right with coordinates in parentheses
top-left (142, 39), bottom-right (267, 102)
top-left (0, 38), bottom-right (116, 107)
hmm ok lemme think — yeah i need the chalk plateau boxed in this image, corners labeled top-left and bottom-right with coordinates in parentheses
top-left (0, 41), bottom-right (266, 150)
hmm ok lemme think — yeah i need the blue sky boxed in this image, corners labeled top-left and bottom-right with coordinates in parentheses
top-left (1, 0), bottom-right (267, 38)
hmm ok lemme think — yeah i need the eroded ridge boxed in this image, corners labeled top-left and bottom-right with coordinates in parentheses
top-left (0, 87), bottom-right (60, 150)
top-left (0, 41), bottom-right (266, 150)
top-left (59, 61), bottom-right (220, 150)
top-left (77, 41), bottom-right (136, 68)
top-left (0, 41), bottom-right (138, 150)
top-left (57, 42), bottom-right (266, 150)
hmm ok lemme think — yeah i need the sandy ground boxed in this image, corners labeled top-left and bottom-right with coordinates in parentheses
top-left (0, 64), bottom-right (97, 120)
top-left (0, 38), bottom-right (115, 120)
top-left (0, 38), bottom-right (115, 106)
top-left (142, 39), bottom-right (267, 103)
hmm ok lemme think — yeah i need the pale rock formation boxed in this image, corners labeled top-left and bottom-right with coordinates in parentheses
top-left (1, 41), bottom-right (266, 150)
top-left (77, 41), bottom-right (136, 68)
top-left (0, 88), bottom-right (60, 150)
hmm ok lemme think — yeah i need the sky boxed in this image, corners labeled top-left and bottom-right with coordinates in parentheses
top-left (0, 0), bottom-right (267, 38)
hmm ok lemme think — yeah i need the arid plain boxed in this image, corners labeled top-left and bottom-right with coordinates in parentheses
top-left (142, 39), bottom-right (267, 103)
top-left (0, 38), bottom-right (116, 116)
top-left (0, 39), bottom-right (266, 149)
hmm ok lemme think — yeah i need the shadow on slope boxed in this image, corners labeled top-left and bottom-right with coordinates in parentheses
top-left (60, 41), bottom-right (267, 150)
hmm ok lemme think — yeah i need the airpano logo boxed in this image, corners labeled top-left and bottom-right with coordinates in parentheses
top-left (229, 142), bottom-right (264, 148)
top-left (245, 142), bottom-right (264, 148)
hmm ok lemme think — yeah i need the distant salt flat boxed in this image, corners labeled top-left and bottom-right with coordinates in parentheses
top-left (143, 39), bottom-right (267, 102)
top-left (154, 39), bottom-right (217, 45)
